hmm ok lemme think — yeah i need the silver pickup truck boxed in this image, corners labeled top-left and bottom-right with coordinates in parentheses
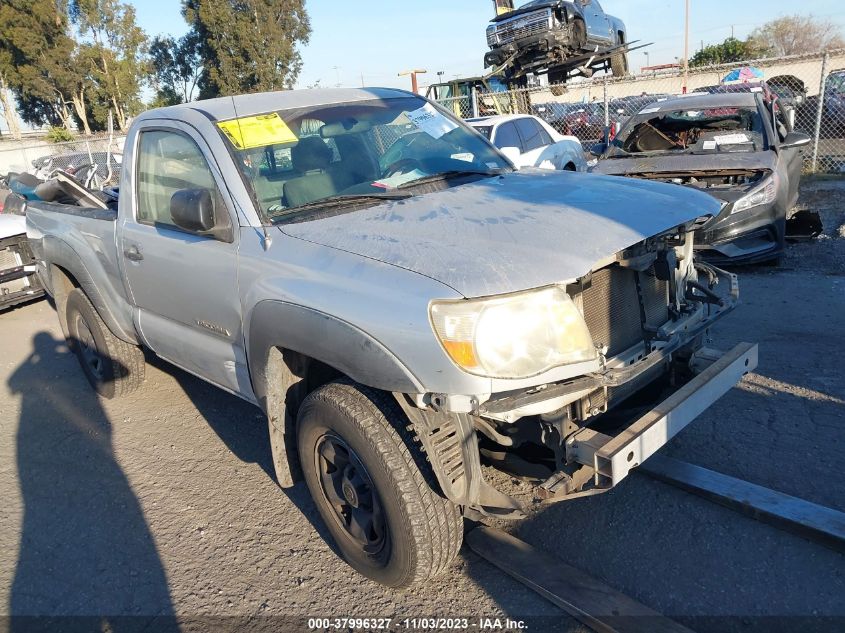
top-left (25, 87), bottom-right (757, 588)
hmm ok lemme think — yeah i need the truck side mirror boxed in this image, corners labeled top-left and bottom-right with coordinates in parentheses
top-left (780, 131), bottom-right (811, 150)
top-left (170, 188), bottom-right (216, 233)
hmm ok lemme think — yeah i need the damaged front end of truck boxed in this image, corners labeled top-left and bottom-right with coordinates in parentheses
top-left (395, 223), bottom-right (756, 520)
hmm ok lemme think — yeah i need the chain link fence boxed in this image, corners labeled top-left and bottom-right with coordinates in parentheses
top-left (429, 49), bottom-right (845, 173)
top-left (0, 134), bottom-right (126, 186)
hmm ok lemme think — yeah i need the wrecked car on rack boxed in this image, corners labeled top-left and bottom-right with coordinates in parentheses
top-left (25, 87), bottom-right (756, 588)
top-left (592, 92), bottom-right (811, 264)
top-left (484, 0), bottom-right (630, 85)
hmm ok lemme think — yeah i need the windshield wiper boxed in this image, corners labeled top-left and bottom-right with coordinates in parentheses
top-left (397, 169), bottom-right (505, 189)
top-left (269, 192), bottom-right (412, 221)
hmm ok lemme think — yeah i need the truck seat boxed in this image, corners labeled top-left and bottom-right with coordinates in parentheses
top-left (283, 137), bottom-right (352, 207)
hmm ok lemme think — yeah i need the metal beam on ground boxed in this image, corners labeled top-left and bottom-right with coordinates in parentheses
top-left (466, 526), bottom-right (696, 633)
top-left (639, 455), bottom-right (845, 554)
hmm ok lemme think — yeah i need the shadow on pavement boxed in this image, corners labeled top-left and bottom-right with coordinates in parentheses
top-left (158, 354), bottom-right (340, 556)
top-left (8, 332), bottom-right (177, 632)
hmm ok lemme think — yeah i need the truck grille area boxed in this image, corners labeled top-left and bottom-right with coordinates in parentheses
top-left (580, 265), bottom-right (671, 358)
top-left (0, 246), bottom-right (29, 295)
top-left (490, 9), bottom-right (553, 46)
top-left (577, 263), bottom-right (673, 415)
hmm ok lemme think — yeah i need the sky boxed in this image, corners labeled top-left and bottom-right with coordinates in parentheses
top-left (130, 0), bottom-right (845, 92)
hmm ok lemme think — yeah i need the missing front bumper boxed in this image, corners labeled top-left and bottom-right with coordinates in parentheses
top-left (541, 343), bottom-right (758, 500)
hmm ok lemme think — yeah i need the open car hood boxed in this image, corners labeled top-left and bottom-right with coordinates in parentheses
top-left (280, 170), bottom-right (721, 298)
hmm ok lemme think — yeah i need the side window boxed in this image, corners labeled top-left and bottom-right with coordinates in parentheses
top-left (136, 130), bottom-right (226, 230)
top-left (494, 122), bottom-right (521, 151)
top-left (537, 123), bottom-right (554, 147)
top-left (515, 118), bottom-right (546, 152)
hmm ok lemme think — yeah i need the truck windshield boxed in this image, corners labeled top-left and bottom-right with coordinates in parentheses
top-left (219, 96), bottom-right (510, 221)
top-left (609, 106), bottom-right (767, 157)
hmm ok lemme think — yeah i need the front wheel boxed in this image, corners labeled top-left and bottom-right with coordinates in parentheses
top-left (297, 381), bottom-right (463, 587)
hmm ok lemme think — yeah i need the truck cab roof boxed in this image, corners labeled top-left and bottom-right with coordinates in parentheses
top-left (137, 87), bottom-right (417, 124)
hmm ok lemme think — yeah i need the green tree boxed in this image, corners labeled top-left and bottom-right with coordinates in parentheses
top-left (0, 0), bottom-right (81, 131)
top-left (149, 33), bottom-right (203, 106)
top-left (749, 15), bottom-right (845, 57)
top-left (182, 0), bottom-right (311, 98)
top-left (0, 54), bottom-right (23, 140)
top-left (70, 0), bottom-right (148, 131)
top-left (689, 37), bottom-right (764, 68)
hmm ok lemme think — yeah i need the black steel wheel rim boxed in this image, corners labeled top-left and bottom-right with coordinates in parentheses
top-left (314, 434), bottom-right (387, 555)
top-left (75, 314), bottom-right (103, 380)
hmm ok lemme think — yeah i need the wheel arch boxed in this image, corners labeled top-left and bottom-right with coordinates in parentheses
top-left (43, 236), bottom-right (139, 344)
top-left (247, 299), bottom-right (425, 487)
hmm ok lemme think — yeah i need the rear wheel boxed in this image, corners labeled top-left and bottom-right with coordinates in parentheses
top-left (297, 380), bottom-right (463, 587)
top-left (65, 288), bottom-right (145, 398)
top-left (611, 51), bottom-right (629, 77)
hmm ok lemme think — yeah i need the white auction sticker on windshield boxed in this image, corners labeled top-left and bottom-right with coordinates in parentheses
top-left (640, 106), bottom-right (661, 114)
top-left (714, 133), bottom-right (751, 145)
top-left (406, 103), bottom-right (458, 139)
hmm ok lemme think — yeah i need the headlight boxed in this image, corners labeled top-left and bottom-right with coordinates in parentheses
top-left (430, 286), bottom-right (597, 379)
top-left (486, 26), bottom-right (498, 46)
top-left (731, 174), bottom-right (777, 214)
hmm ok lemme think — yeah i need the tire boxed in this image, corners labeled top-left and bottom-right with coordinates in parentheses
top-left (611, 51), bottom-right (629, 77)
top-left (65, 288), bottom-right (145, 399)
top-left (297, 380), bottom-right (463, 588)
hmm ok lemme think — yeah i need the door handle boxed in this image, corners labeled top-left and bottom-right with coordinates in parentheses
top-left (123, 244), bottom-right (144, 262)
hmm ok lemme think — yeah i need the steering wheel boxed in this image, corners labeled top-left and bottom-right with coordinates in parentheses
top-left (380, 157), bottom-right (424, 178)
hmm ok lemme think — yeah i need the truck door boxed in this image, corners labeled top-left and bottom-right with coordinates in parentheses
top-left (580, 0), bottom-right (613, 43)
top-left (120, 124), bottom-right (248, 396)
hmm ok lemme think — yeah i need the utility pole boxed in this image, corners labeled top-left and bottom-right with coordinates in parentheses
top-left (683, 0), bottom-right (690, 94)
top-left (360, 72), bottom-right (365, 87)
top-left (332, 66), bottom-right (341, 88)
top-left (643, 51), bottom-right (650, 73)
top-left (398, 69), bottom-right (427, 94)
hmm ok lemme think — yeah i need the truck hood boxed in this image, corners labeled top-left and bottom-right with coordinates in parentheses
top-left (280, 170), bottom-right (721, 298)
top-left (492, 1), bottom-right (573, 22)
top-left (592, 151), bottom-right (776, 177)
top-left (0, 214), bottom-right (27, 240)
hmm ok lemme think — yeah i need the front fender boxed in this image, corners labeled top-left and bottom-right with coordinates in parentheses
top-left (247, 299), bottom-right (425, 409)
top-left (608, 16), bottom-right (626, 42)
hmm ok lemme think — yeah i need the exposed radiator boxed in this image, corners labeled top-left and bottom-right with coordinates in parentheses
top-left (580, 265), bottom-right (671, 358)
top-left (581, 267), bottom-right (642, 358)
top-left (0, 246), bottom-right (30, 295)
top-left (578, 264), bottom-right (673, 414)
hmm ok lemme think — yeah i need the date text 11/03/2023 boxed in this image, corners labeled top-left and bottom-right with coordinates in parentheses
top-left (306, 617), bottom-right (528, 630)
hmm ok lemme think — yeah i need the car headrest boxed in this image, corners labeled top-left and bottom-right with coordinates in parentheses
top-left (291, 136), bottom-right (333, 172)
top-left (320, 119), bottom-right (372, 138)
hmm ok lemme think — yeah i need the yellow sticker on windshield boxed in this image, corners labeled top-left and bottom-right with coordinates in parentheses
top-left (217, 113), bottom-right (298, 150)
